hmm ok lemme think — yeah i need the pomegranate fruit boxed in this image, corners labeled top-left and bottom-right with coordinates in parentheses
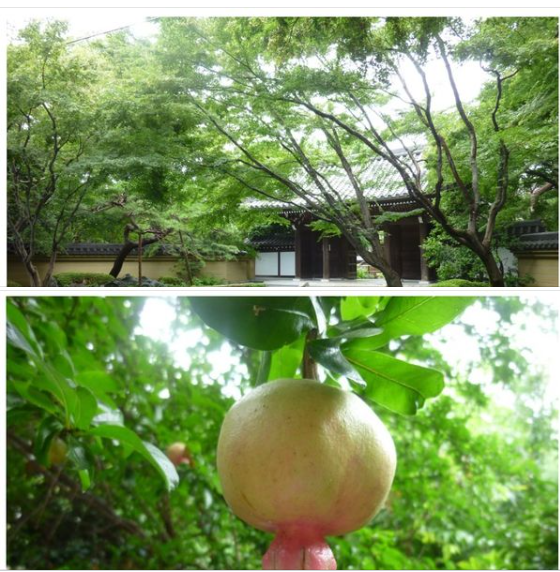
top-left (166, 442), bottom-right (193, 467)
top-left (217, 379), bottom-right (397, 570)
top-left (48, 437), bottom-right (67, 466)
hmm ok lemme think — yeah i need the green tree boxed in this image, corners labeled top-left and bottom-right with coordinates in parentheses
top-left (422, 17), bottom-right (559, 280)
top-left (7, 23), bottom-right (256, 286)
top-left (84, 30), bottom-right (278, 283)
top-left (158, 17), bottom-right (557, 286)
top-left (7, 21), bottom-right (110, 286)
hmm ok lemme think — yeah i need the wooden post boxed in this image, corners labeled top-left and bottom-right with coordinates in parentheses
top-left (418, 217), bottom-right (430, 283)
top-left (322, 238), bottom-right (330, 280)
top-left (383, 227), bottom-right (392, 264)
top-left (295, 224), bottom-right (303, 278)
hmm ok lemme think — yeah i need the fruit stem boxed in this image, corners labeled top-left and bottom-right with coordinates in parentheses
top-left (302, 329), bottom-right (318, 380)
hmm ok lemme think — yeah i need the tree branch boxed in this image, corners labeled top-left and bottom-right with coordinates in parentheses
top-left (7, 432), bottom-right (147, 541)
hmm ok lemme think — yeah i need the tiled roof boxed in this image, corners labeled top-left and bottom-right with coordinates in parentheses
top-left (245, 149), bottom-right (422, 210)
top-left (515, 232), bottom-right (558, 251)
top-left (59, 243), bottom-right (174, 256)
top-left (250, 233), bottom-right (295, 252)
top-left (508, 220), bottom-right (546, 237)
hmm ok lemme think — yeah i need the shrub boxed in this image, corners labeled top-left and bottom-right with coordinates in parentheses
top-left (7, 280), bottom-right (22, 287)
top-left (173, 258), bottom-right (205, 279)
top-left (432, 279), bottom-right (490, 287)
top-left (159, 276), bottom-right (188, 286)
top-left (192, 276), bottom-right (227, 286)
top-left (54, 272), bottom-right (113, 287)
top-left (357, 266), bottom-right (371, 279)
top-left (505, 272), bottom-right (535, 287)
top-left (103, 274), bottom-right (165, 287)
top-left (422, 228), bottom-right (489, 282)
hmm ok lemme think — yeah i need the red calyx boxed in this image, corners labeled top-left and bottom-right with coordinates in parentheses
top-left (262, 528), bottom-right (337, 570)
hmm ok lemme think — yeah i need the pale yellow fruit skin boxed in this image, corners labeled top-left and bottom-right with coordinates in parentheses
top-left (217, 379), bottom-right (397, 537)
top-left (167, 442), bottom-right (187, 466)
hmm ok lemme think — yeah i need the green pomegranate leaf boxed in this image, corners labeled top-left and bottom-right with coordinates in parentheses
top-left (268, 335), bottom-right (306, 381)
top-left (6, 320), bottom-right (37, 357)
top-left (6, 302), bottom-right (43, 358)
top-left (310, 296), bottom-right (328, 334)
top-left (256, 351), bottom-right (272, 385)
top-left (33, 416), bottom-right (64, 466)
top-left (75, 371), bottom-right (120, 409)
top-left (341, 346), bottom-right (445, 415)
top-left (366, 296), bottom-right (476, 349)
top-left (308, 338), bottom-right (366, 386)
top-left (78, 469), bottom-right (92, 492)
top-left (189, 297), bottom-right (316, 351)
top-left (75, 371), bottom-right (121, 395)
top-left (11, 381), bottom-right (59, 416)
top-left (328, 316), bottom-right (383, 340)
top-left (66, 437), bottom-right (90, 472)
top-left (89, 424), bottom-right (179, 491)
top-left (73, 387), bottom-right (99, 431)
top-left (340, 296), bottom-right (382, 321)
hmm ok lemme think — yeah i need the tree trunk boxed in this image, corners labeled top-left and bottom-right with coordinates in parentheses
top-left (109, 236), bottom-right (162, 278)
top-left (109, 243), bottom-right (137, 278)
top-left (465, 235), bottom-right (505, 287)
top-left (360, 250), bottom-right (403, 287)
top-left (11, 237), bottom-right (42, 287)
top-left (183, 256), bottom-right (194, 285)
top-left (178, 230), bottom-right (194, 285)
top-left (480, 249), bottom-right (505, 287)
top-left (378, 262), bottom-right (404, 287)
top-left (342, 230), bottom-right (404, 287)
top-left (530, 182), bottom-right (554, 212)
top-left (24, 259), bottom-right (42, 287)
top-left (42, 252), bottom-right (58, 287)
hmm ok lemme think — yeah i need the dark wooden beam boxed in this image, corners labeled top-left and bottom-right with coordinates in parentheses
top-left (322, 238), bottom-right (330, 280)
top-left (295, 224), bottom-right (303, 278)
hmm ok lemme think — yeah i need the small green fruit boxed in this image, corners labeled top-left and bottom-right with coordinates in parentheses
top-left (48, 437), bottom-right (67, 466)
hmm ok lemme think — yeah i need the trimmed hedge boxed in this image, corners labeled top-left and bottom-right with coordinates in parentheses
top-left (55, 272), bottom-right (114, 287)
top-left (432, 279), bottom-right (490, 287)
top-left (226, 282), bottom-right (266, 287)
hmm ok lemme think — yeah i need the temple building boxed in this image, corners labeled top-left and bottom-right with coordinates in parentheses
top-left (247, 152), bottom-right (435, 282)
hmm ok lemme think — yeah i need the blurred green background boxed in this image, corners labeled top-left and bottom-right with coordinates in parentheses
top-left (6, 296), bottom-right (558, 570)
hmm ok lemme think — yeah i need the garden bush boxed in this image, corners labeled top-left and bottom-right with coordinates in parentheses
top-left (54, 272), bottom-right (114, 287)
top-left (104, 274), bottom-right (165, 287)
top-left (432, 279), bottom-right (490, 287)
top-left (357, 266), bottom-right (373, 279)
top-left (192, 276), bottom-right (228, 286)
top-left (159, 276), bottom-right (189, 286)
